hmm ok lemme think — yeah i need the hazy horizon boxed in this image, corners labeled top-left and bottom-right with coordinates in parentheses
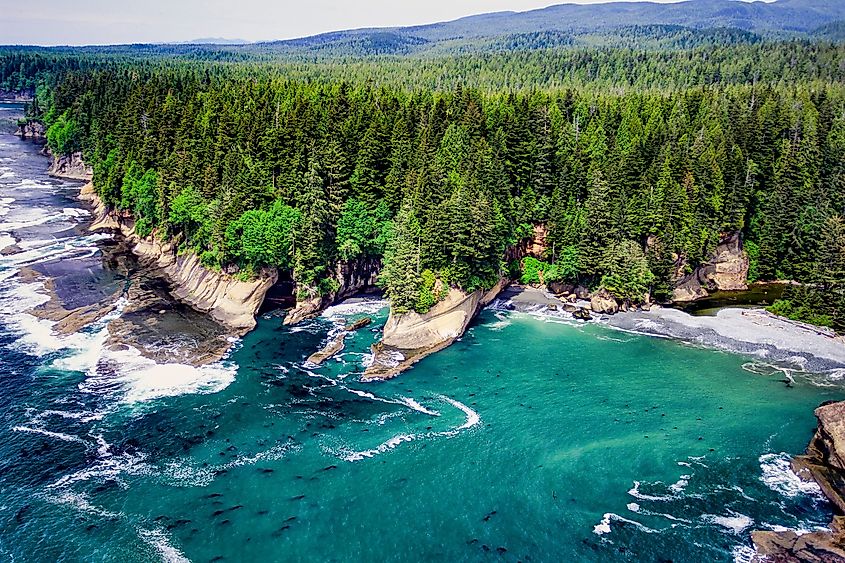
top-left (3, 0), bottom-right (732, 47)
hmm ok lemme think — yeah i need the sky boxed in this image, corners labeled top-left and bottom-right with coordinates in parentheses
top-left (1, 0), bottom-right (694, 46)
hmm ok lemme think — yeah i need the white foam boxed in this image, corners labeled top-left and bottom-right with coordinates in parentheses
top-left (759, 452), bottom-right (824, 499)
top-left (338, 395), bottom-right (480, 462)
top-left (47, 491), bottom-right (122, 519)
top-left (628, 481), bottom-right (676, 502)
top-left (322, 298), bottom-right (388, 320)
top-left (703, 511), bottom-right (754, 534)
top-left (138, 527), bottom-right (190, 563)
top-left (669, 475), bottom-right (690, 494)
top-left (593, 512), bottom-right (658, 536)
top-left (627, 502), bottom-right (640, 512)
top-left (732, 545), bottom-right (758, 563)
top-left (397, 397), bottom-right (440, 416)
top-left (88, 345), bottom-right (237, 404)
top-left (12, 425), bottom-right (88, 446)
top-left (343, 433), bottom-right (415, 462)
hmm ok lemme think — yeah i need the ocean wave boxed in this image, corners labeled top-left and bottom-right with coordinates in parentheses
top-left (759, 452), bottom-right (824, 500)
top-left (703, 511), bottom-right (754, 534)
top-left (161, 442), bottom-right (301, 487)
top-left (137, 527), bottom-right (190, 563)
top-left (11, 425), bottom-right (89, 446)
top-left (336, 395), bottom-right (480, 462)
top-left (46, 490), bottom-right (123, 519)
top-left (321, 299), bottom-right (388, 320)
top-left (732, 545), bottom-right (758, 563)
top-left (84, 345), bottom-right (238, 405)
top-left (593, 512), bottom-right (658, 536)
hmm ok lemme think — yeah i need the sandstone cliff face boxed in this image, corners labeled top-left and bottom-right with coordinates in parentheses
top-left (80, 182), bottom-right (275, 332)
top-left (672, 232), bottom-right (750, 302)
top-left (48, 152), bottom-right (93, 181)
top-left (283, 258), bottom-right (381, 326)
top-left (363, 278), bottom-right (508, 380)
top-left (15, 120), bottom-right (46, 141)
top-left (590, 288), bottom-right (619, 315)
top-left (505, 224), bottom-right (549, 262)
top-left (752, 401), bottom-right (845, 562)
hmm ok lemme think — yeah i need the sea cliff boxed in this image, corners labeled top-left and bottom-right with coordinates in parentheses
top-left (672, 232), bottom-right (750, 302)
top-left (78, 182), bottom-right (276, 332)
top-left (364, 279), bottom-right (507, 380)
top-left (283, 258), bottom-right (381, 326)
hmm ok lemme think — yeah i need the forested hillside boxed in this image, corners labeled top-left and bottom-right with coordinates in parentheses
top-left (2, 34), bottom-right (844, 328)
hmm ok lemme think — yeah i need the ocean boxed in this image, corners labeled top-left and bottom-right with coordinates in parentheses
top-left (0, 102), bottom-right (841, 563)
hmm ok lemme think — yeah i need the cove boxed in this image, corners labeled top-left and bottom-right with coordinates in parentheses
top-left (0, 103), bottom-right (842, 562)
top-left (4, 301), bottom-right (842, 562)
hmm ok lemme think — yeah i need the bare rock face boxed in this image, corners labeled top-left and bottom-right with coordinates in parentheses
top-left (752, 518), bottom-right (845, 562)
top-left (79, 183), bottom-right (274, 332)
top-left (48, 152), bottom-right (93, 181)
top-left (284, 258), bottom-right (380, 326)
top-left (505, 224), bottom-right (549, 262)
top-left (699, 232), bottom-right (750, 291)
top-left (590, 289), bottom-right (619, 315)
top-left (672, 232), bottom-right (750, 302)
top-left (814, 402), bottom-right (845, 473)
top-left (15, 120), bottom-right (45, 141)
top-left (672, 273), bottom-right (709, 302)
top-left (364, 278), bottom-right (508, 380)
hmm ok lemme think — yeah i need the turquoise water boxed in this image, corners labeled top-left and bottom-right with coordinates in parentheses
top-left (0, 103), bottom-right (843, 562)
top-left (2, 304), bottom-right (843, 562)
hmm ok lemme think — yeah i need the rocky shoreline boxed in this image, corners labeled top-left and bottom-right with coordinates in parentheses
top-left (752, 402), bottom-right (845, 562)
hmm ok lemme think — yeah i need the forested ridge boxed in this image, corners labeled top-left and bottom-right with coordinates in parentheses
top-left (2, 39), bottom-right (844, 328)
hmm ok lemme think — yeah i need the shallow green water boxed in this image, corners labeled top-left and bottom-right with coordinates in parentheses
top-left (3, 303), bottom-right (842, 562)
top-left (0, 113), bottom-right (842, 562)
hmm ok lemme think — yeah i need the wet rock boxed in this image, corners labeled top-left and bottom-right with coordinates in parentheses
top-left (751, 402), bottom-right (845, 561)
top-left (344, 317), bottom-right (372, 332)
top-left (364, 279), bottom-right (508, 381)
top-left (306, 331), bottom-right (348, 366)
top-left (573, 307), bottom-right (593, 321)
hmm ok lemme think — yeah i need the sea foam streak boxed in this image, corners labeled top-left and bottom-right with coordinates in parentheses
top-left (337, 395), bottom-right (480, 462)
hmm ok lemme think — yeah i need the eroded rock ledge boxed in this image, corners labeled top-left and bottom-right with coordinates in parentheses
top-left (363, 279), bottom-right (507, 381)
top-left (79, 182), bottom-right (276, 333)
top-left (673, 232), bottom-right (750, 302)
top-left (752, 402), bottom-right (845, 562)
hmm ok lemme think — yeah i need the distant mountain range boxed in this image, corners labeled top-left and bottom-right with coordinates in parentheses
top-left (247, 0), bottom-right (845, 55)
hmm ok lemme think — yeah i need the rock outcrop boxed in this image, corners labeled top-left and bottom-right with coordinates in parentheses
top-left (672, 232), bottom-right (750, 302)
top-left (751, 401), bottom-right (845, 562)
top-left (590, 288), bottom-right (619, 315)
top-left (15, 119), bottom-right (45, 141)
top-left (306, 316), bottom-right (372, 366)
top-left (48, 152), bottom-right (93, 181)
top-left (284, 258), bottom-right (380, 326)
top-left (505, 224), bottom-right (549, 262)
top-left (80, 182), bottom-right (275, 332)
top-left (363, 278), bottom-right (508, 380)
